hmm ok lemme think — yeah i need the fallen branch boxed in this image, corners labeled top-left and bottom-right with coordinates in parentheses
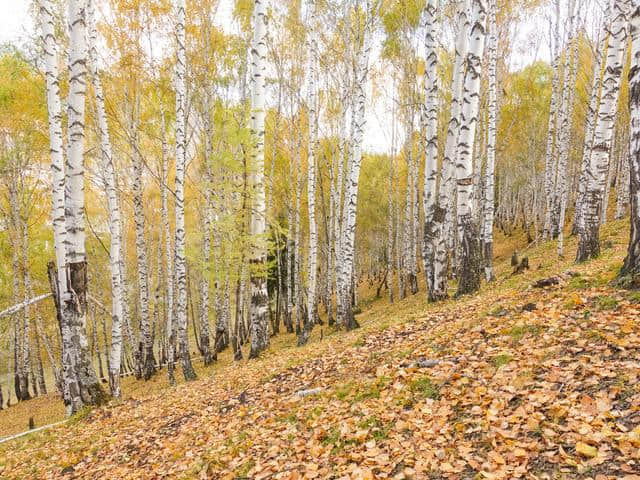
top-left (0, 420), bottom-right (66, 445)
top-left (295, 387), bottom-right (324, 397)
top-left (0, 293), bottom-right (53, 318)
top-left (532, 276), bottom-right (560, 288)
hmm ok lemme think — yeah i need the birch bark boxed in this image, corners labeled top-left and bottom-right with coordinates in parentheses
top-left (620, 4), bottom-right (640, 279)
top-left (299, 1), bottom-right (318, 346)
top-left (422, 0), bottom-right (440, 299)
top-left (248, 0), bottom-right (271, 358)
top-left (577, 0), bottom-right (631, 262)
top-left (64, 0), bottom-right (106, 411)
top-left (174, 0), bottom-right (196, 379)
top-left (455, 0), bottom-right (487, 296)
top-left (432, 0), bottom-right (470, 300)
top-left (482, 0), bottom-right (497, 281)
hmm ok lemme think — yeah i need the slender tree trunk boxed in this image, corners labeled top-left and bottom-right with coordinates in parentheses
top-left (131, 117), bottom-right (155, 380)
top-left (336, 7), bottom-right (373, 329)
top-left (556, 2), bottom-right (578, 256)
top-left (422, 0), bottom-right (440, 299)
top-left (174, 0), bottom-right (197, 380)
top-left (199, 203), bottom-right (213, 364)
top-left (87, 0), bottom-right (126, 396)
top-left (248, 0), bottom-right (271, 358)
top-left (577, 0), bottom-right (631, 262)
top-left (543, 0), bottom-right (562, 239)
top-left (299, 3), bottom-right (318, 346)
top-left (482, 0), bottom-right (497, 282)
top-left (620, 5), bottom-right (640, 280)
top-left (616, 131), bottom-right (630, 219)
top-left (455, 0), bottom-right (487, 297)
top-left (432, 0), bottom-right (470, 300)
top-left (158, 111), bottom-right (176, 385)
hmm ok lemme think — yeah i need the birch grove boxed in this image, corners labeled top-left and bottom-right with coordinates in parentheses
top-left (2, 0), bottom-right (640, 416)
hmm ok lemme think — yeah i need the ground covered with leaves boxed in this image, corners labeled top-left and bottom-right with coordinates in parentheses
top-left (0, 224), bottom-right (639, 479)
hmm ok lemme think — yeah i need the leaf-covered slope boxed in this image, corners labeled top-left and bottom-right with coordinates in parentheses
top-left (1, 228), bottom-right (639, 480)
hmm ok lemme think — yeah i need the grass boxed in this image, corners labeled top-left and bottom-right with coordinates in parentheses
top-left (596, 295), bottom-right (619, 311)
top-left (492, 354), bottom-right (513, 368)
top-left (357, 415), bottom-right (391, 441)
top-left (508, 324), bottom-right (543, 342)
top-left (627, 291), bottom-right (640, 303)
top-left (409, 375), bottom-right (439, 400)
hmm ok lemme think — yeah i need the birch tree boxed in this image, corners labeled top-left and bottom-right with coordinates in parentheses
top-left (482, 0), bottom-right (497, 282)
top-left (432, 0), bottom-right (470, 300)
top-left (131, 109), bottom-right (155, 381)
top-left (455, 0), bottom-right (487, 296)
top-left (620, 4), bottom-right (640, 280)
top-left (336, 0), bottom-right (376, 329)
top-left (299, 0), bottom-right (318, 347)
top-left (174, 0), bottom-right (197, 380)
top-left (38, 0), bottom-right (78, 412)
top-left (542, 0), bottom-right (562, 239)
top-left (574, 6), bottom-right (610, 236)
top-left (422, 0), bottom-right (440, 300)
top-left (39, 0), bottom-right (106, 414)
top-left (87, 0), bottom-right (125, 397)
top-left (577, 0), bottom-right (631, 262)
top-left (248, 0), bottom-right (271, 358)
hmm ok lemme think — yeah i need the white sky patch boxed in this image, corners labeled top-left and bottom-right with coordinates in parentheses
top-left (0, 0), bottom-right (32, 46)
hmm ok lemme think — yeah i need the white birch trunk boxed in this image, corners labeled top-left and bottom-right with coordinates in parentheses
top-left (620, 4), bottom-right (640, 279)
top-left (455, 0), bottom-right (487, 296)
top-left (299, 2), bottom-right (318, 346)
top-left (160, 111), bottom-right (176, 384)
top-left (200, 110), bottom-right (214, 365)
top-left (38, 0), bottom-right (81, 414)
top-left (615, 134), bottom-right (630, 219)
top-left (432, 0), bottom-right (470, 300)
top-left (65, 0), bottom-right (105, 412)
top-left (336, 6), bottom-right (373, 329)
top-left (577, 0), bottom-right (631, 262)
top-left (131, 118), bottom-right (154, 380)
top-left (482, 0), bottom-right (497, 281)
top-left (422, 0), bottom-right (440, 299)
top-left (556, 1), bottom-right (577, 256)
top-left (87, 0), bottom-right (125, 397)
top-left (574, 9), bottom-right (609, 235)
top-left (174, 0), bottom-right (196, 380)
top-left (543, 0), bottom-right (562, 239)
top-left (248, 0), bottom-right (270, 358)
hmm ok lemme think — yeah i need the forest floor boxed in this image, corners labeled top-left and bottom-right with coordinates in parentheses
top-left (0, 221), bottom-right (639, 479)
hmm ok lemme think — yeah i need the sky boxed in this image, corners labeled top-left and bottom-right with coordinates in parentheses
top-left (0, 0), bottom-right (580, 154)
top-left (0, 1), bottom-right (32, 46)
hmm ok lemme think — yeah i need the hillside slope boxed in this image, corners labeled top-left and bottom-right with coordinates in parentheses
top-left (0, 222), bottom-right (639, 480)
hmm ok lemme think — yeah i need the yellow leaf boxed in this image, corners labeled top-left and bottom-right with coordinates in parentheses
top-left (576, 442), bottom-right (598, 458)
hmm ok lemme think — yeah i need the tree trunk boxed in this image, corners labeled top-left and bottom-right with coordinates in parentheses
top-left (87, 0), bottom-right (126, 396)
top-left (577, 0), bottom-right (631, 262)
top-left (248, 0), bottom-right (271, 358)
top-left (336, 5), bottom-right (373, 329)
top-left (299, 3), bottom-right (318, 347)
top-left (432, 0), bottom-right (470, 301)
top-left (455, 0), bottom-right (486, 297)
top-left (482, 0), bottom-right (497, 282)
top-left (422, 0), bottom-right (440, 299)
top-left (620, 5), bottom-right (640, 280)
top-left (174, 0), bottom-right (197, 380)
